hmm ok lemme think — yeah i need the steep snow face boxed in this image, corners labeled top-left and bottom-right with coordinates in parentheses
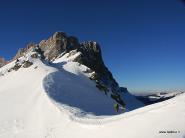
top-left (51, 51), bottom-right (144, 113)
top-left (121, 92), bottom-right (144, 111)
top-left (0, 55), bottom-right (185, 138)
top-left (43, 62), bottom-right (117, 116)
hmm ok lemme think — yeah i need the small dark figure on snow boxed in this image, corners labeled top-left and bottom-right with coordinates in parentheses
top-left (114, 103), bottom-right (119, 113)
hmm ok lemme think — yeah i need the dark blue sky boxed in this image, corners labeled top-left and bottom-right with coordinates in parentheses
top-left (0, 0), bottom-right (185, 92)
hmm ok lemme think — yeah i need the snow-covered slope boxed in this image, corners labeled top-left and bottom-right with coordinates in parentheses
top-left (0, 53), bottom-right (185, 138)
top-left (0, 32), bottom-right (184, 138)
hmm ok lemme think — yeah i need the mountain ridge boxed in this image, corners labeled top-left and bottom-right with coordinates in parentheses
top-left (2, 31), bottom-right (140, 112)
top-left (0, 32), bottom-right (185, 138)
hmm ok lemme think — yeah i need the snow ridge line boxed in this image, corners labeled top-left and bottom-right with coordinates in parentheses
top-left (41, 69), bottom-right (180, 126)
top-left (41, 60), bottom-right (184, 126)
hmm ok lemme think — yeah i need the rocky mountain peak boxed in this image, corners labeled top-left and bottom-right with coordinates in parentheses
top-left (39, 32), bottom-right (79, 60)
top-left (77, 41), bottom-right (103, 72)
top-left (12, 31), bottom-right (125, 107)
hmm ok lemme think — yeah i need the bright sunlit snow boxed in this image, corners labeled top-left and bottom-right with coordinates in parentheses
top-left (0, 53), bottom-right (184, 138)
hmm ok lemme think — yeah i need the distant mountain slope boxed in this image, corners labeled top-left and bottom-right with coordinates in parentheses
top-left (134, 91), bottom-right (184, 105)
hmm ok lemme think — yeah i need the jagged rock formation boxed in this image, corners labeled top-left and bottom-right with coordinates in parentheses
top-left (39, 32), bottom-right (79, 60)
top-left (0, 57), bottom-right (7, 68)
top-left (13, 32), bottom-right (125, 108)
top-left (75, 41), bottom-right (125, 107)
top-left (13, 43), bottom-right (37, 60)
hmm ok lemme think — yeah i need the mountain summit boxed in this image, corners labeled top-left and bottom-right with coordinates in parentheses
top-left (0, 32), bottom-right (144, 115)
top-left (0, 32), bottom-right (185, 138)
top-left (11, 32), bottom-right (140, 111)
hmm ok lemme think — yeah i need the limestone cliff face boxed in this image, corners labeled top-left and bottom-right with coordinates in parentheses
top-left (39, 32), bottom-right (79, 60)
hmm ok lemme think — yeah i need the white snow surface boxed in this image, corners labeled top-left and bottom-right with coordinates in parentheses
top-left (0, 56), bottom-right (185, 138)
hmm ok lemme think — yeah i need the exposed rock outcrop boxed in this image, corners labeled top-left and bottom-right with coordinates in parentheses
top-left (73, 41), bottom-right (125, 106)
top-left (0, 57), bottom-right (7, 68)
top-left (39, 32), bottom-right (79, 60)
top-left (13, 43), bottom-right (37, 60)
top-left (11, 31), bottom-right (125, 108)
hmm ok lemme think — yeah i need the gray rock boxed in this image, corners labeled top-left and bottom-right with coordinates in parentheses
top-left (10, 31), bottom-right (125, 107)
top-left (13, 48), bottom-right (27, 60)
top-left (0, 57), bottom-right (7, 68)
top-left (67, 36), bottom-right (79, 51)
top-left (77, 41), bottom-right (104, 72)
top-left (13, 43), bottom-right (37, 60)
top-left (39, 32), bottom-right (80, 61)
top-left (22, 61), bottom-right (33, 68)
top-left (73, 41), bottom-right (125, 107)
top-left (76, 41), bottom-right (118, 87)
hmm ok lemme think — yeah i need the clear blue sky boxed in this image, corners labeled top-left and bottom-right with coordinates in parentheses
top-left (0, 0), bottom-right (185, 92)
